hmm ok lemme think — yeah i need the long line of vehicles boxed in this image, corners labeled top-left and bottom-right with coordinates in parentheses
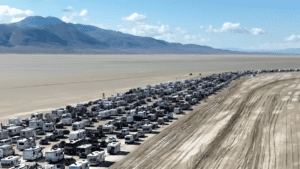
top-left (0, 68), bottom-right (295, 168)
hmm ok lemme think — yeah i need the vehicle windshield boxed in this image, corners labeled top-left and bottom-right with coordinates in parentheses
top-left (125, 137), bottom-right (130, 140)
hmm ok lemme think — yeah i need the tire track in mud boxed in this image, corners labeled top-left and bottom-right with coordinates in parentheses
top-left (110, 74), bottom-right (300, 169)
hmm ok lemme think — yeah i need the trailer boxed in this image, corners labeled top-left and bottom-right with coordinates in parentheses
top-left (62, 118), bottom-right (72, 126)
top-left (76, 144), bottom-right (92, 158)
top-left (0, 130), bottom-right (8, 140)
top-left (7, 117), bottom-right (22, 126)
top-left (29, 119), bottom-right (44, 130)
top-left (23, 146), bottom-right (44, 161)
top-left (0, 145), bottom-right (15, 158)
top-left (69, 130), bottom-right (86, 141)
top-left (11, 136), bottom-right (22, 144)
top-left (142, 124), bottom-right (153, 133)
top-left (17, 138), bottom-right (36, 151)
top-left (64, 139), bottom-right (86, 155)
top-left (69, 160), bottom-right (89, 169)
top-left (43, 122), bottom-right (55, 132)
top-left (107, 142), bottom-right (121, 155)
top-left (0, 139), bottom-right (12, 146)
top-left (147, 114), bottom-right (157, 121)
top-left (72, 122), bottom-right (85, 131)
top-left (45, 148), bottom-right (64, 163)
top-left (53, 130), bottom-right (64, 138)
top-left (31, 112), bottom-right (43, 120)
top-left (1, 156), bottom-right (20, 168)
top-left (116, 129), bottom-right (129, 139)
top-left (102, 125), bottom-right (114, 134)
top-left (125, 134), bottom-right (138, 144)
top-left (7, 126), bottom-right (24, 137)
top-left (20, 128), bottom-right (35, 139)
top-left (87, 151), bottom-right (105, 166)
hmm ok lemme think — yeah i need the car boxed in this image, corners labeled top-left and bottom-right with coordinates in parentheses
top-left (39, 139), bottom-right (49, 145)
top-left (36, 129), bottom-right (45, 135)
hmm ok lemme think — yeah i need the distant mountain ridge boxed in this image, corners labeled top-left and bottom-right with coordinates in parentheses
top-left (0, 16), bottom-right (241, 54)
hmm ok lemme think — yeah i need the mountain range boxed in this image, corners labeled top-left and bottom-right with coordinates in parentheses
top-left (0, 16), bottom-right (243, 54)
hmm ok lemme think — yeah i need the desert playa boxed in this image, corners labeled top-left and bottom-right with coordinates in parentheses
top-left (0, 54), bottom-right (300, 123)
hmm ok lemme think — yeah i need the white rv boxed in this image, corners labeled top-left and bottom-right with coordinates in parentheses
top-left (0, 156), bottom-right (20, 168)
top-left (62, 118), bottom-right (72, 126)
top-left (0, 130), bottom-right (8, 140)
top-left (0, 145), bottom-right (15, 158)
top-left (102, 125), bottom-right (115, 134)
top-left (107, 142), bottom-right (121, 155)
top-left (43, 122), bottom-right (55, 132)
top-left (8, 117), bottom-right (22, 126)
top-left (17, 138), bottom-right (36, 151)
top-left (87, 151), bottom-right (105, 166)
top-left (31, 112), bottom-right (43, 120)
top-left (45, 148), bottom-right (64, 163)
top-left (72, 121), bottom-right (85, 131)
top-left (7, 126), bottom-right (24, 137)
top-left (20, 128), bottom-right (35, 139)
top-left (69, 130), bottom-right (86, 141)
top-left (11, 136), bottom-right (22, 144)
top-left (29, 119), bottom-right (44, 130)
top-left (69, 160), bottom-right (89, 169)
top-left (142, 124), bottom-right (153, 133)
top-left (110, 109), bottom-right (117, 116)
top-left (23, 146), bottom-right (44, 161)
top-left (0, 139), bottom-right (12, 146)
top-left (76, 144), bottom-right (92, 158)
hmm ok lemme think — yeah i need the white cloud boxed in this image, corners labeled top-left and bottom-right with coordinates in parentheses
top-left (176, 27), bottom-right (187, 34)
top-left (184, 35), bottom-right (209, 43)
top-left (0, 5), bottom-right (34, 23)
top-left (122, 13), bottom-right (146, 22)
top-left (63, 6), bottom-right (73, 12)
top-left (285, 35), bottom-right (300, 42)
top-left (206, 22), bottom-right (265, 35)
top-left (61, 9), bottom-right (88, 23)
top-left (79, 9), bottom-right (88, 16)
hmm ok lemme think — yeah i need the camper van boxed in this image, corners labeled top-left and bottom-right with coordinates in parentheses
top-left (45, 148), bottom-right (64, 163)
top-left (72, 122), bottom-right (85, 131)
top-left (87, 151), bottom-right (105, 166)
top-left (62, 118), bottom-right (72, 126)
top-left (107, 142), bottom-right (121, 155)
top-left (0, 145), bottom-right (15, 158)
top-left (0, 130), bottom-right (8, 140)
top-left (23, 146), bottom-right (44, 161)
top-left (7, 126), bottom-right (24, 137)
top-left (69, 130), bottom-right (86, 141)
top-left (8, 117), bottom-right (22, 126)
top-left (0, 156), bottom-right (20, 168)
top-left (29, 119), bottom-right (44, 130)
top-left (20, 128), bottom-right (35, 139)
top-left (76, 144), bottom-right (92, 158)
top-left (17, 138), bottom-right (36, 151)
top-left (43, 122), bottom-right (55, 132)
top-left (11, 136), bottom-right (22, 144)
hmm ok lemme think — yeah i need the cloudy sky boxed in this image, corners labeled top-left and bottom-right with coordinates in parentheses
top-left (0, 0), bottom-right (299, 50)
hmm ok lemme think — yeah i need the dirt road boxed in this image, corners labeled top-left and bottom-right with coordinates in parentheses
top-left (110, 72), bottom-right (300, 169)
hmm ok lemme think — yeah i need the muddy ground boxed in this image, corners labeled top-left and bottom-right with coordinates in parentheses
top-left (110, 72), bottom-right (300, 169)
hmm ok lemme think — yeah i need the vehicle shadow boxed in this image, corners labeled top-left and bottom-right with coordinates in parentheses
top-left (117, 151), bottom-right (130, 156)
top-left (99, 161), bottom-right (115, 168)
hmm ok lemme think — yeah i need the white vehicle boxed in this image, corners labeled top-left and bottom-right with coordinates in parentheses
top-left (0, 139), bottom-right (12, 146)
top-left (142, 124), bottom-right (153, 133)
top-left (127, 116), bottom-right (134, 123)
top-left (29, 119), bottom-right (44, 130)
top-left (174, 107), bottom-right (183, 114)
top-left (126, 110), bottom-right (135, 117)
top-left (62, 118), bottom-right (73, 126)
top-left (45, 148), bottom-right (64, 163)
top-left (0, 130), bottom-right (8, 140)
top-left (82, 119), bottom-right (91, 127)
top-left (147, 114), bottom-right (157, 121)
top-left (23, 146), bottom-right (44, 161)
top-left (7, 126), bottom-right (24, 137)
top-left (8, 117), bottom-right (22, 126)
top-left (69, 130), bottom-right (86, 141)
top-left (98, 111), bottom-right (110, 120)
top-left (11, 136), bottom-right (22, 144)
top-left (69, 160), bottom-right (89, 169)
top-left (72, 122), bottom-right (85, 131)
top-left (1, 156), bottom-right (20, 168)
top-left (167, 112), bottom-right (174, 119)
top-left (62, 113), bottom-right (72, 119)
top-left (137, 111), bottom-right (147, 119)
top-left (107, 142), bottom-right (120, 155)
top-left (76, 144), bottom-right (92, 158)
top-left (0, 145), bottom-right (15, 158)
top-left (20, 128), bottom-right (35, 139)
top-left (44, 113), bottom-right (54, 123)
top-left (102, 125), bottom-right (114, 134)
top-left (31, 112), bottom-right (43, 120)
top-left (87, 151), bottom-right (105, 166)
top-left (110, 109), bottom-right (117, 116)
top-left (125, 135), bottom-right (137, 144)
top-left (43, 122), bottom-right (55, 132)
top-left (53, 130), bottom-right (64, 138)
top-left (17, 138), bottom-right (36, 151)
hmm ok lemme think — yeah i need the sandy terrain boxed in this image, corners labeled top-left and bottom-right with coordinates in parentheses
top-left (1, 54), bottom-right (300, 125)
top-left (109, 72), bottom-right (300, 169)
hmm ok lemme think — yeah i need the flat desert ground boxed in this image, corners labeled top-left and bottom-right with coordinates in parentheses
top-left (1, 54), bottom-right (300, 169)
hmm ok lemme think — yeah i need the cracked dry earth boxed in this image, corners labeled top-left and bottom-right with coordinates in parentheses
top-left (110, 72), bottom-right (300, 169)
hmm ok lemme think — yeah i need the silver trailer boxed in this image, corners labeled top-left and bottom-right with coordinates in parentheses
top-left (43, 122), bottom-right (55, 132)
top-left (29, 119), bottom-right (44, 130)
top-left (0, 130), bottom-right (8, 140)
top-left (20, 128), bottom-right (35, 139)
top-left (45, 148), bottom-right (64, 163)
top-left (72, 121), bottom-right (85, 131)
top-left (7, 126), bottom-right (24, 137)
top-left (69, 130), bottom-right (86, 141)
top-left (23, 146), bottom-right (44, 161)
top-left (87, 151), bottom-right (105, 166)
top-left (1, 156), bottom-right (20, 168)
top-left (0, 145), bottom-right (15, 158)
top-left (31, 112), bottom-right (43, 120)
top-left (17, 138), bottom-right (36, 151)
top-left (107, 142), bottom-right (121, 155)
top-left (76, 144), bottom-right (92, 158)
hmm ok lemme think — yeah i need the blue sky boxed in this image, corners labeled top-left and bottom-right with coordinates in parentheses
top-left (0, 0), bottom-right (300, 50)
